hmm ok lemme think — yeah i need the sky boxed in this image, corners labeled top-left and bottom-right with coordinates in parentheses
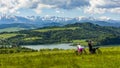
top-left (0, 0), bottom-right (120, 20)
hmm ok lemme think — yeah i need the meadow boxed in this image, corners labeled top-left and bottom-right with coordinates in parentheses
top-left (72, 39), bottom-right (88, 46)
top-left (34, 27), bottom-right (78, 32)
top-left (0, 33), bottom-right (18, 39)
top-left (0, 27), bottom-right (25, 33)
top-left (0, 46), bottom-right (120, 68)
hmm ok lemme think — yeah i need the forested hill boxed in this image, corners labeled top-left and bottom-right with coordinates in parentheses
top-left (0, 23), bottom-right (120, 46)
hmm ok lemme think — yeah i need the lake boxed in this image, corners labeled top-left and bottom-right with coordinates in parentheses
top-left (22, 44), bottom-right (120, 51)
top-left (22, 43), bottom-right (77, 50)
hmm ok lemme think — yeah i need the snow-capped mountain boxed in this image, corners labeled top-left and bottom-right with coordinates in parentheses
top-left (0, 15), bottom-right (120, 27)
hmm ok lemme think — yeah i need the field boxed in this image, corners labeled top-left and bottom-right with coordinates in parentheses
top-left (0, 46), bottom-right (120, 68)
top-left (0, 27), bottom-right (25, 33)
top-left (0, 33), bottom-right (18, 39)
top-left (23, 37), bottom-right (42, 41)
top-left (34, 27), bottom-right (78, 32)
top-left (72, 40), bottom-right (88, 46)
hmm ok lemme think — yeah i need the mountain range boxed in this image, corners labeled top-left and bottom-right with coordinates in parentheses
top-left (0, 15), bottom-right (120, 32)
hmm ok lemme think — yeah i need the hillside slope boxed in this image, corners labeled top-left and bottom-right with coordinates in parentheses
top-left (0, 23), bottom-right (120, 45)
top-left (0, 23), bottom-right (37, 32)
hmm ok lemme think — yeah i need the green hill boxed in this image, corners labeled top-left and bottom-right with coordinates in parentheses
top-left (0, 23), bottom-right (120, 46)
top-left (0, 27), bottom-right (25, 32)
top-left (0, 23), bottom-right (36, 32)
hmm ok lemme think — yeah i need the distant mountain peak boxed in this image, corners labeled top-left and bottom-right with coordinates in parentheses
top-left (0, 15), bottom-right (120, 27)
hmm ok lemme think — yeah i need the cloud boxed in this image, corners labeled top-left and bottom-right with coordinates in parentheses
top-left (90, 0), bottom-right (120, 8)
top-left (56, 10), bottom-right (64, 14)
top-left (0, 0), bottom-right (18, 14)
top-left (0, 0), bottom-right (89, 14)
top-left (0, 0), bottom-right (34, 14)
top-left (99, 16), bottom-right (111, 20)
top-left (40, 0), bottom-right (89, 9)
top-left (85, 0), bottom-right (120, 14)
top-left (0, 0), bottom-right (119, 14)
top-left (34, 4), bottom-right (54, 14)
top-left (84, 7), bottom-right (106, 14)
top-left (110, 8), bottom-right (120, 13)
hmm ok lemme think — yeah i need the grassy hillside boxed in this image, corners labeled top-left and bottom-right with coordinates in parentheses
top-left (34, 27), bottom-right (78, 32)
top-left (0, 46), bottom-right (120, 68)
top-left (72, 40), bottom-right (89, 46)
top-left (0, 33), bottom-right (18, 39)
top-left (0, 23), bottom-right (37, 33)
top-left (0, 27), bottom-right (25, 32)
top-left (0, 23), bottom-right (120, 45)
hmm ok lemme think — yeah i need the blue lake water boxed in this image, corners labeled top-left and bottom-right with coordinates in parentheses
top-left (22, 43), bottom-right (76, 50)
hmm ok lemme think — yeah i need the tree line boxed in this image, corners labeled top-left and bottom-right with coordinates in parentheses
top-left (0, 23), bottom-right (120, 46)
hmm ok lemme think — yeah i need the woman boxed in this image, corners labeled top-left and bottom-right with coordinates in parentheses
top-left (77, 43), bottom-right (84, 54)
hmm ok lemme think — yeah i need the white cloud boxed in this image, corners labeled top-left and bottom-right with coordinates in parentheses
top-left (0, 0), bottom-right (18, 14)
top-left (56, 10), bottom-right (64, 14)
top-left (90, 0), bottom-right (120, 8)
top-left (0, 0), bottom-right (89, 14)
top-left (56, 10), bottom-right (60, 13)
top-left (0, 0), bottom-right (119, 14)
top-left (40, 0), bottom-right (89, 9)
top-left (85, 0), bottom-right (120, 14)
top-left (99, 16), bottom-right (111, 20)
top-left (34, 4), bottom-right (54, 14)
top-left (110, 8), bottom-right (120, 13)
top-left (85, 7), bottom-right (106, 14)
top-left (0, 0), bottom-right (33, 14)
top-left (45, 15), bottom-right (50, 17)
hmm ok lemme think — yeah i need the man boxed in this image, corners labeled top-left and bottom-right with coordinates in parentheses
top-left (88, 40), bottom-right (93, 53)
top-left (88, 40), bottom-right (99, 54)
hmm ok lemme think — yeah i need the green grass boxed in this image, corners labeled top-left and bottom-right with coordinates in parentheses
top-left (23, 37), bottom-right (42, 41)
top-left (0, 27), bottom-right (25, 32)
top-left (72, 39), bottom-right (88, 46)
top-left (0, 46), bottom-right (120, 68)
top-left (34, 27), bottom-right (78, 32)
top-left (72, 39), bottom-right (98, 46)
top-left (0, 33), bottom-right (18, 39)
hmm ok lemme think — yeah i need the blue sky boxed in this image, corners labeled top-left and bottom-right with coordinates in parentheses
top-left (0, 0), bottom-right (120, 20)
